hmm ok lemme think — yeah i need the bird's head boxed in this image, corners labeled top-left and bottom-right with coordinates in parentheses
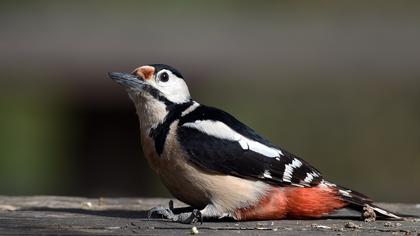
top-left (108, 64), bottom-right (191, 105)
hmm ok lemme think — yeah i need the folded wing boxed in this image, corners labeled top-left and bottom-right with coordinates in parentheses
top-left (177, 105), bottom-right (323, 187)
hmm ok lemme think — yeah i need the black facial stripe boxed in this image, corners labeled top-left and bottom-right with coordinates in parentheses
top-left (149, 101), bottom-right (194, 155)
top-left (141, 84), bottom-right (174, 108)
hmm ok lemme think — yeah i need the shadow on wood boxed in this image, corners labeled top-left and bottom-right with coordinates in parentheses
top-left (0, 196), bottom-right (418, 235)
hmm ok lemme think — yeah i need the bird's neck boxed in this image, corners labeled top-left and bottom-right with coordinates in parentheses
top-left (132, 93), bottom-right (168, 135)
top-left (131, 93), bottom-right (195, 135)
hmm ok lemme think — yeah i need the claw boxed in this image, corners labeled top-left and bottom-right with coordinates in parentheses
top-left (168, 200), bottom-right (175, 211)
top-left (176, 209), bottom-right (202, 224)
top-left (148, 201), bottom-right (203, 224)
top-left (147, 206), bottom-right (175, 220)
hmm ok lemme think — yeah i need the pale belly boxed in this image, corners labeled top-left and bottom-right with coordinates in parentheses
top-left (140, 132), bottom-right (211, 208)
top-left (139, 121), bottom-right (270, 213)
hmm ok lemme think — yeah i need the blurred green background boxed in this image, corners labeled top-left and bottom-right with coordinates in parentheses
top-left (0, 1), bottom-right (419, 202)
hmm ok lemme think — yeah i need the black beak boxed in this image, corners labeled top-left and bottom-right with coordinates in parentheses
top-left (107, 72), bottom-right (145, 90)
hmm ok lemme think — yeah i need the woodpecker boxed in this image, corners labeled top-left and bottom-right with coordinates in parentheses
top-left (108, 64), bottom-right (401, 224)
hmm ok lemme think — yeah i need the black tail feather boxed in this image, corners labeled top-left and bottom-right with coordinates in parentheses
top-left (325, 181), bottom-right (403, 219)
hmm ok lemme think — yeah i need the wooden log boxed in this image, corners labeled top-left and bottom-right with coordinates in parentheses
top-left (0, 196), bottom-right (418, 235)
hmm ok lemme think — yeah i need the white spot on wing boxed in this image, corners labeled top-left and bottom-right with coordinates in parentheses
top-left (182, 120), bottom-right (283, 158)
top-left (262, 170), bottom-right (272, 179)
top-left (282, 158), bottom-right (303, 182)
top-left (302, 171), bottom-right (320, 184)
top-left (339, 189), bottom-right (352, 197)
top-left (303, 172), bottom-right (315, 183)
top-left (291, 183), bottom-right (305, 187)
top-left (320, 180), bottom-right (336, 187)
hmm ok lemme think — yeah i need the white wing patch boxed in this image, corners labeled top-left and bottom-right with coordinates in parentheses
top-left (182, 120), bottom-right (283, 158)
top-left (282, 158), bottom-right (303, 182)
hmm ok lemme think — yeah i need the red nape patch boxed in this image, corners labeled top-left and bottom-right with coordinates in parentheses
top-left (285, 186), bottom-right (347, 219)
top-left (234, 186), bottom-right (347, 221)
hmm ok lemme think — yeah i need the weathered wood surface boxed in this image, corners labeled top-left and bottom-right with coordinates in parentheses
top-left (0, 196), bottom-right (419, 235)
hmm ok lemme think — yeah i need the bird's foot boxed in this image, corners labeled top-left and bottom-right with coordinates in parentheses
top-left (174, 209), bottom-right (203, 224)
top-left (147, 200), bottom-right (202, 224)
top-left (147, 200), bottom-right (176, 220)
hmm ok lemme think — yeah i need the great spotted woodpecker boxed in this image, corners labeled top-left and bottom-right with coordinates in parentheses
top-left (108, 64), bottom-right (401, 224)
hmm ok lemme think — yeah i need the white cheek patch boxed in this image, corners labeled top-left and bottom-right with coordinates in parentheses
top-left (160, 76), bottom-right (191, 104)
top-left (182, 120), bottom-right (283, 158)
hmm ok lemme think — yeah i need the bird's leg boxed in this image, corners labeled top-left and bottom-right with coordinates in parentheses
top-left (174, 209), bottom-right (203, 224)
top-left (148, 200), bottom-right (201, 223)
top-left (148, 202), bottom-right (232, 224)
top-left (174, 204), bottom-right (233, 224)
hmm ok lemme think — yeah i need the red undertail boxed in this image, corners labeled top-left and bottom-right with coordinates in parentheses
top-left (234, 186), bottom-right (347, 220)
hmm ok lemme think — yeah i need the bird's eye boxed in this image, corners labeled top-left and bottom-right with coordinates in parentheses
top-left (159, 72), bottom-right (169, 82)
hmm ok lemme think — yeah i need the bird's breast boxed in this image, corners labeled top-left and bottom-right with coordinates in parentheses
top-left (140, 121), bottom-right (271, 212)
top-left (140, 121), bottom-right (211, 208)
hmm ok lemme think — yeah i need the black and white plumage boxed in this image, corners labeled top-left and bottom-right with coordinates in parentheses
top-left (108, 64), bottom-right (402, 223)
top-left (146, 98), bottom-right (323, 188)
top-left (176, 104), bottom-right (323, 187)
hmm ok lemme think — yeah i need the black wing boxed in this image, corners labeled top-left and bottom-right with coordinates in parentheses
top-left (177, 105), bottom-right (323, 187)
